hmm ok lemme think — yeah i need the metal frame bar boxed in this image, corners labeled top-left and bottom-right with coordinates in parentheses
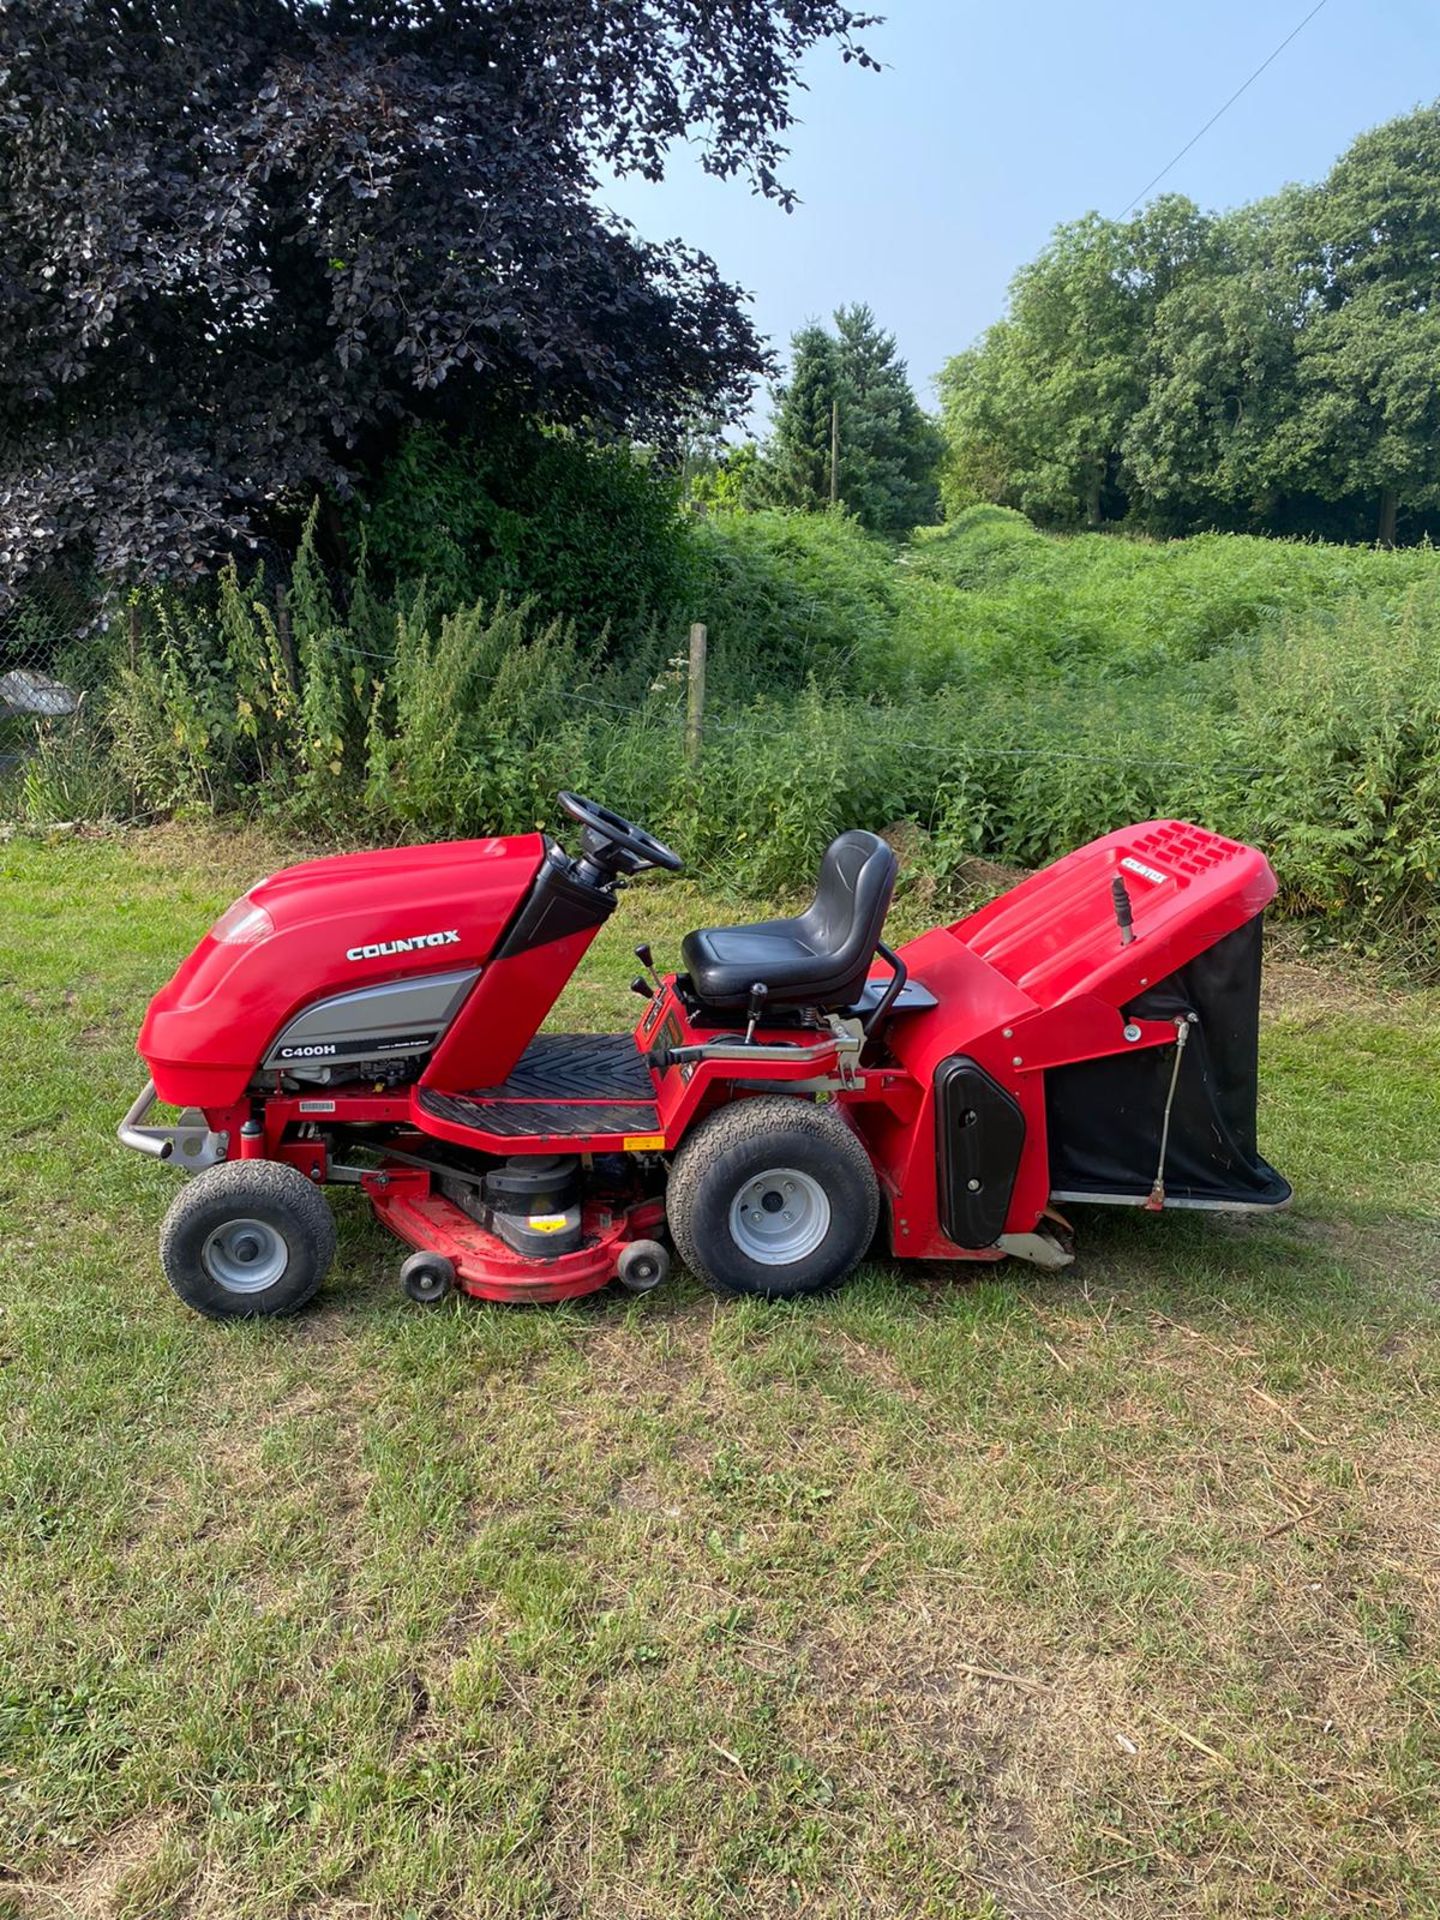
top-left (118, 1080), bottom-right (171, 1158)
top-left (117, 1080), bottom-right (231, 1169)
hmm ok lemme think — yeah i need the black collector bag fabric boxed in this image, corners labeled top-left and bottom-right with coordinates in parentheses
top-left (1045, 918), bottom-right (1291, 1207)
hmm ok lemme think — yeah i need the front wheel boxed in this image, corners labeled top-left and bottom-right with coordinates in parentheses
top-left (401, 1250), bottom-right (455, 1306)
top-left (159, 1161), bottom-right (337, 1320)
top-left (666, 1097), bottom-right (879, 1300)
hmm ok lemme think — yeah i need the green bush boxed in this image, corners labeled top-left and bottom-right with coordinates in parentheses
top-left (692, 508), bottom-right (898, 693)
top-left (904, 514), bottom-right (1437, 682)
top-left (358, 424), bottom-right (699, 655)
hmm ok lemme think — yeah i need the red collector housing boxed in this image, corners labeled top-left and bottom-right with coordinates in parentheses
top-left (122, 794), bottom-right (1290, 1319)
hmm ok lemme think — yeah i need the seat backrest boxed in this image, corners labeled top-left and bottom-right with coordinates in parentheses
top-left (799, 829), bottom-right (898, 991)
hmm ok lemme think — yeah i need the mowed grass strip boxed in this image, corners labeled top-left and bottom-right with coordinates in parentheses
top-left (2, 825), bottom-right (1439, 1920)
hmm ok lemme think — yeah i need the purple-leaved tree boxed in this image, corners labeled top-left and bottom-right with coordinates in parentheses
top-left (0, 0), bottom-right (877, 603)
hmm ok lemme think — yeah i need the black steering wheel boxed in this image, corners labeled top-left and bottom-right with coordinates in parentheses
top-left (558, 791), bottom-right (685, 877)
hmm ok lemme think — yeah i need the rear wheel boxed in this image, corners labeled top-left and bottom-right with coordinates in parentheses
top-left (159, 1161), bottom-right (336, 1320)
top-left (667, 1097), bottom-right (878, 1300)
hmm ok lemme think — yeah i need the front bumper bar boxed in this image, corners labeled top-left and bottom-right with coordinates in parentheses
top-left (118, 1080), bottom-right (229, 1168)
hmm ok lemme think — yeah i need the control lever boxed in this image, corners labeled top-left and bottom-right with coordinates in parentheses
top-left (634, 942), bottom-right (664, 992)
top-left (630, 975), bottom-right (654, 1001)
top-left (744, 981), bottom-right (768, 1044)
top-left (1111, 875), bottom-right (1136, 947)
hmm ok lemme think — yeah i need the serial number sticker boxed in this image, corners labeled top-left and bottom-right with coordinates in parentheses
top-left (623, 1134), bottom-right (666, 1152)
top-left (298, 1099), bottom-right (337, 1114)
top-left (1120, 856), bottom-right (1167, 885)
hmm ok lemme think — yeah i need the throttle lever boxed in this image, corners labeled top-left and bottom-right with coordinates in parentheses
top-left (744, 981), bottom-right (768, 1044)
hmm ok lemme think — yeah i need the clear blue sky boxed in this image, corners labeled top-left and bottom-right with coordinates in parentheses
top-left (599, 0), bottom-right (1437, 424)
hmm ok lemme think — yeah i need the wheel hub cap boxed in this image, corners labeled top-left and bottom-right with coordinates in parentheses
top-left (728, 1167), bottom-right (831, 1265)
top-left (201, 1217), bottom-right (288, 1294)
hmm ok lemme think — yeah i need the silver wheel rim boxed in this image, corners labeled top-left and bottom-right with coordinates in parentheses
top-left (201, 1217), bottom-right (289, 1294)
top-left (728, 1167), bottom-right (831, 1266)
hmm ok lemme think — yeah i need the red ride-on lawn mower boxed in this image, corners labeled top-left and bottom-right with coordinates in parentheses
top-left (120, 793), bottom-right (1290, 1319)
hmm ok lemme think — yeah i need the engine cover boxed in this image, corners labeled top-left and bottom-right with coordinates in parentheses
top-left (262, 970), bottom-right (479, 1078)
top-left (138, 832), bottom-right (545, 1108)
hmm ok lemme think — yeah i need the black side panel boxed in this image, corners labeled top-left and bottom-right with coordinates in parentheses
top-left (935, 1056), bottom-right (1027, 1248)
top-left (495, 845), bottom-right (616, 958)
top-left (1046, 916), bottom-right (1291, 1205)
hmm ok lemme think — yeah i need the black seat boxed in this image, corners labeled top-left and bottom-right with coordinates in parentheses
top-left (681, 830), bottom-right (898, 1012)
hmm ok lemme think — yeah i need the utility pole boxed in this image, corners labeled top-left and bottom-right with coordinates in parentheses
top-left (829, 397), bottom-right (840, 507)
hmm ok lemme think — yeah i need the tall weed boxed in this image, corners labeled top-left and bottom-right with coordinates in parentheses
top-left (11, 504), bottom-right (1440, 975)
top-left (1224, 586), bottom-right (1440, 948)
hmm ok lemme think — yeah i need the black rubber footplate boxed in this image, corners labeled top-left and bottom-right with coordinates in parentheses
top-left (420, 1033), bottom-right (660, 1139)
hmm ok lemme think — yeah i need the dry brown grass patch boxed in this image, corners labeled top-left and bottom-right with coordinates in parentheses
top-left (17, 1816), bottom-right (174, 1920)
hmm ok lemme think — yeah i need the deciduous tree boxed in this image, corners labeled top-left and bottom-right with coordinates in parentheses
top-left (1122, 202), bottom-right (1303, 530)
top-left (938, 199), bottom-right (1211, 528)
top-left (1274, 109), bottom-right (1440, 543)
top-left (936, 106), bottom-right (1440, 544)
top-left (0, 0), bottom-right (877, 603)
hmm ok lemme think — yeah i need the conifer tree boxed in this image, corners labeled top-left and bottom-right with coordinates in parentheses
top-left (757, 307), bottom-right (941, 533)
top-left (756, 326), bottom-right (841, 513)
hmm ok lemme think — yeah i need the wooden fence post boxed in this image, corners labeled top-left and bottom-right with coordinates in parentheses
top-left (275, 589), bottom-right (298, 694)
top-left (686, 621), bottom-right (707, 769)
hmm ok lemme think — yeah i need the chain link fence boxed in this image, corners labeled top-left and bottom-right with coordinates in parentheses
top-left (0, 572), bottom-right (144, 818)
top-left (1, 548), bottom-right (300, 814)
top-left (2, 582), bottom-right (84, 774)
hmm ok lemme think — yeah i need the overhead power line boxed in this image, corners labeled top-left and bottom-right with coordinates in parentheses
top-left (1119, 0), bottom-right (1333, 218)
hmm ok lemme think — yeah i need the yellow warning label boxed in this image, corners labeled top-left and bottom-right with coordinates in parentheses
top-left (623, 1134), bottom-right (666, 1152)
top-left (528, 1213), bottom-right (570, 1234)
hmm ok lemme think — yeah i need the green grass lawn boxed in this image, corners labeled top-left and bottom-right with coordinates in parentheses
top-left (3, 825), bottom-right (1439, 1920)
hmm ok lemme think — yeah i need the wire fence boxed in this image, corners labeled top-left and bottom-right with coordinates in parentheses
top-left (6, 561), bottom-right (1437, 979)
top-left (0, 564), bottom-right (1283, 811)
top-left (0, 580), bottom-right (97, 776)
